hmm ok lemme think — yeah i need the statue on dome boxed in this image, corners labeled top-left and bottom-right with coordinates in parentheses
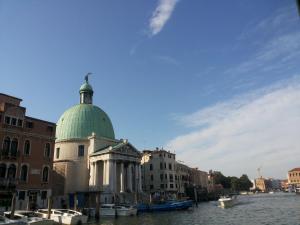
top-left (85, 72), bottom-right (92, 83)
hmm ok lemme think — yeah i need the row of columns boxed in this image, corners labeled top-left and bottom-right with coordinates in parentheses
top-left (89, 160), bottom-right (142, 193)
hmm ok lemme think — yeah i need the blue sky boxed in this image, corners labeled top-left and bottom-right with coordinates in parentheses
top-left (1, 0), bottom-right (299, 178)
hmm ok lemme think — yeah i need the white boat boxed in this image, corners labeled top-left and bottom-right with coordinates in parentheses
top-left (100, 204), bottom-right (137, 217)
top-left (36, 209), bottom-right (87, 225)
top-left (295, 188), bottom-right (300, 195)
top-left (218, 195), bottom-right (238, 208)
top-left (3, 211), bottom-right (53, 225)
top-left (269, 191), bottom-right (274, 194)
top-left (0, 215), bottom-right (26, 225)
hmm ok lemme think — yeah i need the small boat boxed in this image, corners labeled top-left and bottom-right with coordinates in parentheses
top-left (3, 211), bottom-right (53, 225)
top-left (99, 204), bottom-right (137, 217)
top-left (295, 188), bottom-right (300, 195)
top-left (0, 215), bottom-right (26, 225)
top-left (36, 209), bottom-right (87, 225)
top-left (218, 195), bottom-right (238, 208)
top-left (269, 191), bottom-right (274, 194)
top-left (137, 200), bottom-right (193, 213)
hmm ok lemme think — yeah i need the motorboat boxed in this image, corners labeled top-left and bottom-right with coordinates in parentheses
top-left (218, 195), bottom-right (238, 208)
top-left (137, 200), bottom-right (193, 213)
top-left (99, 204), bottom-right (137, 217)
top-left (36, 209), bottom-right (87, 225)
top-left (0, 215), bottom-right (26, 225)
top-left (3, 211), bottom-right (53, 225)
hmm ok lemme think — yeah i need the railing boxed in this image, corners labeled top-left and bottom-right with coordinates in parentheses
top-left (0, 177), bottom-right (17, 190)
top-left (0, 149), bottom-right (20, 160)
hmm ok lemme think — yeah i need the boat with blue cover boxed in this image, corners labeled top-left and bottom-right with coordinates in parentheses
top-left (137, 200), bottom-right (193, 213)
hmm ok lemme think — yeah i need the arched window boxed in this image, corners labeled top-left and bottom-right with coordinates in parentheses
top-left (24, 140), bottom-right (30, 155)
top-left (10, 138), bottom-right (18, 157)
top-left (42, 167), bottom-right (49, 182)
top-left (7, 164), bottom-right (16, 179)
top-left (0, 164), bottom-right (6, 178)
top-left (20, 165), bottom-right (28, 182)
top-left (3, 137), bottom-right (10, 152)
top-left (44, 143), bottom-right (50, 158)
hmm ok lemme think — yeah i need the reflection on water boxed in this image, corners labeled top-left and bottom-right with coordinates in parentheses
top-left (90, 193), bottom-right (300, 225)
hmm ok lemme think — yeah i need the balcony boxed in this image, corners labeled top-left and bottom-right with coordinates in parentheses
top-left (0, 149), bottom-right (20, 160)
top-left (0, 178), bottom-right (17, 191)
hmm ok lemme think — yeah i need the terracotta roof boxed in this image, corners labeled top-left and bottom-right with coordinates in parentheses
top-left (289, 168), bottom-right (300, 172)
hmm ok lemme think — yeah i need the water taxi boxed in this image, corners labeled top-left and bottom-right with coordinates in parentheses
top-left (218, 195), bottom-right (238, 208)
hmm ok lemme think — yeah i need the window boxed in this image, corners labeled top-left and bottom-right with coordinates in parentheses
top-left (7, 164), bottom-right (16, 179)
top-left (150, 164), bottom-right (153, 171)
top-left (5, 116), bottom-right (11, 124)
top-left (169, 163), bottom-right (172, 170)
top-left (26, 121), bottom-right (34, 128)
top-left (151, 174), bottom-right (154, 181)
top-left (18, 119), bottom-right (23, 127)
top-left (45, 143), bottom-right (51, 158)
top-left (20, 165), bottom-right (28, 182)
top-left (3, 137), bottom-right (11, 152)
top-left (164, 163), bottom-right (166, 169)
top-left (150, 185), bottom-right (154, 189)
top-left (0, 164), bottom-right (6, 178)
top-left (41, 191), bottom-right (47, 200)
top-left (56, 148), bottom-right (60, 159)
top-left (42, 167), bottom-right (49, 182)
top-left (24, 140), bottom-right (30, 155)
top-left (47, 126), bottom-right (53, 132)
top-left (170, 183), bottom-right (174, 188)
top-left (11, 118), bottom-right (17, 126)
top-left (160, 184), bottom-right (164, 188)
top-left (160, 174), bottom-right (163, 181)
top-left (10, 138), bottom-right (18, 156)
top-left (78, 145), bottom-right (84, 157)
top-left (165, 174), bottom-right (167, 179)
top-left (160, 162), bottom-right (163, 170)
top-left (18, 191), bottom-right (25, 200)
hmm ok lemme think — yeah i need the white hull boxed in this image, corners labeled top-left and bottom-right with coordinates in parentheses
top-left (3, 211), bottom-right (54, 225)
top-left (36, 209), bottom-right (87, 225)
top-left (219, 196), bottom-right (238, 208)
top-left (99, 205), bottom-right (137, 217)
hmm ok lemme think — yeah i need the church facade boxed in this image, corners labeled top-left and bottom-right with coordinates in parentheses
top-left (52, 77), bottom-right (142, 207)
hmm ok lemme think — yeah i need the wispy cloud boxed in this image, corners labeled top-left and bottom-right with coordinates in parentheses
top-left (156, 55), bottom-right (180, 66)
top-left (166, 77), bottom-right (300, 178)
top-left (149, 0), bottom-right (179, 36)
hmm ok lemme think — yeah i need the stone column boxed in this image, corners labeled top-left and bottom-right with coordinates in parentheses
top-left (127, 163), bottom-right (133, 192)
top-left (108, 160), bottom-right (116, 192)
top-left (103, 160), bottom-right (107, 185)
top-left (138, 164), bottom-right (143, 192)
top-left (135, 164), bottom-right (139, 192)
top-left (89, 162), bottom-right (95, 186)
top-left (120, 163), bottom-right (125, 193)
top-left (94, 162), bottom-right (99, 187)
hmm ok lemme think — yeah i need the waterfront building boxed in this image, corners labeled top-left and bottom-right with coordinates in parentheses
top-left (175, 162), bottom-right (190, 196)
top-left (287, 167), bottom-right (300, 188)
top-left (254, 177), bottom-right (272, 192)
top-left (189, 167), bottom-right (208, 189)
top-left (52, 78), bottom-right (142, 208)
top-left (141, 148), bottom-right (177, 196)
top-left (0, 93), bottom-right (55, 210)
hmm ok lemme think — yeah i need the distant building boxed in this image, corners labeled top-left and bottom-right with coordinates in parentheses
top-left (254, 178), bottom-right (272, 192)
top-left (281, 179), bottom-right (289, 191)
top-left (287, 168), bottom-right (300, 188)
top-left (0, 93), bottom-right (55, 210)
top-left (175, 162), bottom-right (190, 196)
top-left (141, 148), bottom-right (177, 196)
top-left (189, 168), bottom-right (208, 189)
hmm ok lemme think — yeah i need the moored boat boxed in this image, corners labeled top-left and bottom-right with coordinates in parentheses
top-left (3, 211), bottom-right (53, 225)
top-left (36, 209), bottom-right (87, 225)
top-left (0, 215), bottom-right (26, 225)
top-left (99, 204), bottom-right (137, 217)
top-left (295, 188), bottom-right (300, 195)
top-left (137, 200), bottom-right (193, 213)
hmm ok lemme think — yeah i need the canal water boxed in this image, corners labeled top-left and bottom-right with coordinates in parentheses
top-left (90, 193), bottom-right (300, 225)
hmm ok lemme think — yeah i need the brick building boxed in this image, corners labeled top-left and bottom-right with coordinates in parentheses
top-left (0, 93), bottom-right (55, 210)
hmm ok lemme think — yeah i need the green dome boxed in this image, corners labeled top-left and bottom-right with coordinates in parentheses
top-left (79, 82), bottom-right (93, 93)
top-left (56, 104), bottom-right (115, 141)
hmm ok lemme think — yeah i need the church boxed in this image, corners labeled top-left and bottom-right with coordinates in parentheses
top-left (52, 76), bottom-right (142, 208)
